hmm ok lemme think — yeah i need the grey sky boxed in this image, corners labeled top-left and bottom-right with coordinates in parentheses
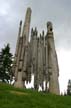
top-left (0, 0), bottom-right (71, 92)
top-left (0, 0), bottom-right (71, 51)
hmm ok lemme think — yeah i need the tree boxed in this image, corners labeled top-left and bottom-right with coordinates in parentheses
top-left (67, 79), bottom-right (71, 95)
top-left (0, 44), bottom-right (13, 83)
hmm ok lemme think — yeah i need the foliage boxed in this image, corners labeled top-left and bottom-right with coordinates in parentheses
top-left (0, 44), bottom-right (13, 82)
top-left (67, 79), bottom-right (71, 95)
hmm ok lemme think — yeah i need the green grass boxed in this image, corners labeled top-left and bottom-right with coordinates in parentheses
top-left (0, 83), bottom-right (71, 108)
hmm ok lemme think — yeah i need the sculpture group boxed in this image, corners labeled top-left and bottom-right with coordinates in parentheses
top-left (13, 7), bottom-right (60, 95)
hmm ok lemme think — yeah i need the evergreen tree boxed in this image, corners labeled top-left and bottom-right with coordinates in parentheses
top-left (0, 44), bottom-right (13, 83)
top-left (67, 79), bottom-right (71, 95)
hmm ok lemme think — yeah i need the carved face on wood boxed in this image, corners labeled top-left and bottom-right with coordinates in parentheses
top-left (47, 22), bottom-right (53, 33)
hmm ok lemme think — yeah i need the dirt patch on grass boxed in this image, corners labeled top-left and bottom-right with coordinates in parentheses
top-left (10, 91), bottom-right (28, 95)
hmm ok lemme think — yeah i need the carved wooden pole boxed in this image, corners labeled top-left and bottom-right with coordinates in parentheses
top-left (47, 22), bottom-right (60, 95)
top-left (14, 7), bottom-right (32, 88)
top-left (32, 28), bottom-right (38, 90)
top-left (13, 21), bottom-right (22, 80)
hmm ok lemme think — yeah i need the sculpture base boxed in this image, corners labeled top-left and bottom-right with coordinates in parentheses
top-left (14, 80), bottom-right (25, 88)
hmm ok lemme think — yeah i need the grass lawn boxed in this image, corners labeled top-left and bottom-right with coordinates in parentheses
top-left (0, 83), bottom-right (71, 108)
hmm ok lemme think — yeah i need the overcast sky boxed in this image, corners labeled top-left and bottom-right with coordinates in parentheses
top-left (0, 0), bottom-right (71, 93)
